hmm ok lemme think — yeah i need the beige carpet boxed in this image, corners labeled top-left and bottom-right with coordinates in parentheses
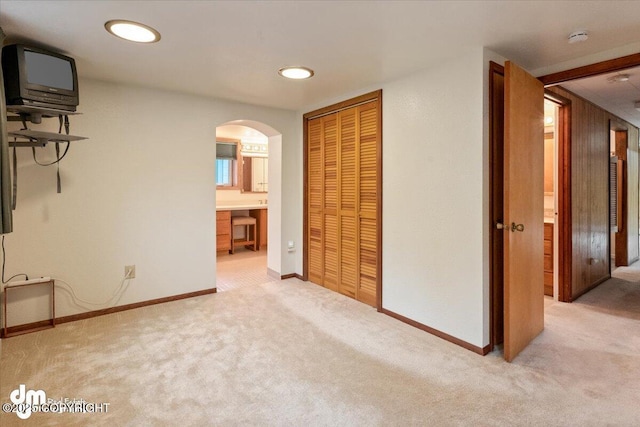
top-left (1, 277), bottom-right (639, 426)
top-left (612, 258), bottom-right (640, 283)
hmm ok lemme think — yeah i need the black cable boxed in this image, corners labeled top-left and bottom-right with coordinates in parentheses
top-left (31, 142), bottom-right (70, 166)
top-left (21, 111), bottom-right (72, 166)
top-left (1, 236), bottom-right (28, 284)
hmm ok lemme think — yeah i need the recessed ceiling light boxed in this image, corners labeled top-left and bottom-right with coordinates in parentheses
top-left (278, 66), bottom-right (314, 80)
top-left (568, 30), bottom-right (588, 44)
top-left (105, 20), bottom-right (161, 43)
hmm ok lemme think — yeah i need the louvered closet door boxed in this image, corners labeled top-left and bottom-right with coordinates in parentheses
top-left (323, 114), bottom-right (339, 292)
top-left (307, 118), bottom-right (324, 285)
top-left (339, 107), bottom-right (358, 298)
top-left (306, 96), bottom-right (380, 307)
top-left (356, 102), bottom-right (379, 306)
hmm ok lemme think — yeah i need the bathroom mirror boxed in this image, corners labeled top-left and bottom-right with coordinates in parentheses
top-left (242, 156), bottom-right (268, 193)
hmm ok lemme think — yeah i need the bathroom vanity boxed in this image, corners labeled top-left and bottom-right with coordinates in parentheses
top-left (216, 204), bottom-right (268, 254)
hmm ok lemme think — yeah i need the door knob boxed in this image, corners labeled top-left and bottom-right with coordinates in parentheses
top-left (511, 222), bottom-right (525, 232)
top-left (496, 222), bottom-right (524, 232)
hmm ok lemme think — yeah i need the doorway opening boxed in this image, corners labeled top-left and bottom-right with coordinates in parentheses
top-left (610, 124), bottom-right (629, 271)
top-left (491, 52), bottom-right (640, 359)
top-left (214, 120), bottom-right (282, 292)
top-left (543, 100), bottom-right (559, 298)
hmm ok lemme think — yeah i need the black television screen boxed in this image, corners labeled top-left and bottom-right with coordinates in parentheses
top-left (2, 44), bottom-right (79, 111)
top-left (25, 50), bottom-right (74, 91)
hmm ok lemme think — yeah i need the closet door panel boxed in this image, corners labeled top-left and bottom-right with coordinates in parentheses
top-left (323, 114), bottom-right (339, 291)
top-left (340, 109), bottom-right (357, 212)
top-left (324, 215), bottom-right (339, 291)
top-left (357, 103), bottom-right (379, 306)
top-left (308, 118), bottom-right (324, 284)
top-left (359, 216), bottom-right (378, 306)
top-left (359, 104), bottom-right (378, 214)
top-left (339, 108), bottom-right (358, 298)
top-left (340, 215), bottom-right (357, 298)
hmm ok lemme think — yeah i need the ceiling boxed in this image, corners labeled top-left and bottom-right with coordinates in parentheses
top-left (2, 1), bottom-right (640, 119)
top-left (560, 66), bottom-right (640, 128)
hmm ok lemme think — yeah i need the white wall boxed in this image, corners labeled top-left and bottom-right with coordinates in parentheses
top-left (381, 49), bottom-right (486, 348)
top-left (5, 78), bottom-right (299, 326)
top-left (266, 135), bottom-right (283, 276)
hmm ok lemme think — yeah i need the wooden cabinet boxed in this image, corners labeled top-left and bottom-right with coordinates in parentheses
top-left (216, 210), bottom-right (231, 253)
top-left (217, 208), bottom-right (267, 253)
top-left (250, 208), bottom-right (268, 249)
top-left (544, 223), bottom-right (553, 296)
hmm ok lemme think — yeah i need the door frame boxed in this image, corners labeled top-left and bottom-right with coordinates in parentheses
top-left (611, 124), bottom-right (630, 267)
top-left (489, 62), bottom-right (505, 347)
top-left (543, 90), bottom-right (572, 303)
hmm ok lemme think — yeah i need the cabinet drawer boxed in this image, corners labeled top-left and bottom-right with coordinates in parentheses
top-left (544, 240), bottom-right (553, 256)
top-left (217, 234), bottom-right (231, 250)
top-left (544, 271), bottom-right (553, 286)
top-left (544, 254), bottom-right (553, 272)
top-left (544, 223), bottom-right (553, 240)
top-left (217, 210), bottom-right (231, 221)
top-left (217, 219), bottom-right (230, 235)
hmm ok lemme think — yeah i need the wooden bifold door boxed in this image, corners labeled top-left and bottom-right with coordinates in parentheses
top-left (304, 91), bottom-right (382, 308)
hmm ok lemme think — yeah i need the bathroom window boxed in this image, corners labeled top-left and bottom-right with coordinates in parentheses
top-left (216, 138), bottom-right (241, 189)
top-left (216, 158), bottom-right (234, 186)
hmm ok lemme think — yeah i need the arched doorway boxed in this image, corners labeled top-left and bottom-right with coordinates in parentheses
top-left (214, 120), bottom-right (282, 291)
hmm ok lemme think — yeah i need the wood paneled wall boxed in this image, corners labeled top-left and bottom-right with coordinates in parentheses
top-left (547, 86), bottom-right (639, 299)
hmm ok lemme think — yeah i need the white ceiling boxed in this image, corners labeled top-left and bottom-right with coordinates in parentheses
top-left (217, 124), bottom-right (268, 144)
top-left (3, 1), bottom-right (640, 118)
top-left (560, 66), bottom-right (640, 128)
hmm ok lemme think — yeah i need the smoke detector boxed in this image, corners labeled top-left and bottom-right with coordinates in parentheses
top-left (608, 74), bottom-right (630, 83)
top-left (568, 31), bottom-right (588, 44)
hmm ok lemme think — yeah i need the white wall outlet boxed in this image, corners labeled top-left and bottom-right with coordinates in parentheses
top-left (287, 241), bottom-right (295, 252)
top-left (125, 265), bottom-right (136, 278)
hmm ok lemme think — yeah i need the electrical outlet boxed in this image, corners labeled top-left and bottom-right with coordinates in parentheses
top-left (125, 265), bottom-right (136, 279)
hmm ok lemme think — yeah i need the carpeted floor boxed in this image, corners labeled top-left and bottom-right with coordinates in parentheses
top-left (1, 276), bottom-right (639, 426)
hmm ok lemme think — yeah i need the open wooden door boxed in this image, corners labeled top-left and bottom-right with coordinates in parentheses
top-left (503, 61), bottom-right (545, 362)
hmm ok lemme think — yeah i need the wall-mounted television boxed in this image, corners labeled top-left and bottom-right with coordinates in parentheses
top-left (2, 44), bottom-right (79, 112)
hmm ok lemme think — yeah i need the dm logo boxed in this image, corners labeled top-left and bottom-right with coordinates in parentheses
top-left (10, 384), bottom-right (46, 420)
